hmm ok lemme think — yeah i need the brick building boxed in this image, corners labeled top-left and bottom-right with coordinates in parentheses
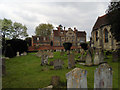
top-left (52, 25), bottom-right (86, 46)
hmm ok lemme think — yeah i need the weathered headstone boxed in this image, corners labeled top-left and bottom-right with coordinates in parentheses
top-left (51, 76), bottom-right (60, 87)
top-left (48, 52), bottom-right (54, 58)
top-left (66, 68), bottom-right (87, 88)
top-left (41, 54), bottom-right (48, 66)
top-left (112, 51), bottom-right (119, 62)
top-left (23, 52), bottom-right (27, 56)
top-left (85, 51), bottom-right (92, 66)
top-left (53, 59), bottom-right (64, 70)
top-left (94, 63), bottom-right (112, 88)
top-left (99, 50), bottom-right (104, 63)
top-left (68, 54), bottom-right (75, 69)
top-left (94, 51), bottom-right (100, 65)
top-left (16, 52), bottom-right (20, 56)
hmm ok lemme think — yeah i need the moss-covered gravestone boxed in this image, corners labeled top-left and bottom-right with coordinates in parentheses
top-left (94, 63), bottom-right (112, 88)
top-left (66, 68), bottom-right (87, 88)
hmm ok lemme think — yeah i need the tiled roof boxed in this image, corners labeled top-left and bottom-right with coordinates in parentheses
top-left (92, 14), bottom-right (109, 31)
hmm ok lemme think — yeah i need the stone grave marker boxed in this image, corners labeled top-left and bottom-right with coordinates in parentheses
top-left (51, 76), bottom-right (60, 87)
top-left (23, 52), bottom-right (27, 56)
top-left (112, 51), bottom-right (119, 62)
top-left (94, 51), bottom-right (100, 65)
top-left (66, 68), bottom-right (87, 88)
top-left (48, 52), bottom-right (54, 58)
top-left (16, 52), bottom-right (20, 56)
top-left (53, 59), bottom-right (64, 70)
top-left (68, 54), bottom-right (75, 69)
top-left (36, 50), bottom-right (43, 57)
top-left (85, 51), bottom-right (92, 66)
top-left (99, 50), bottom-right (104, 63)
top-left (94, 63), bottom-right (112, 88)
top-left (41, 54), bottom-right (48, 66)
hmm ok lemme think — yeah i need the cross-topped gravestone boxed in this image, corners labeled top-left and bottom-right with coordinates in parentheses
top-left (68, 54), bottom-right (75, 69)
top-left (85, 51), bottom-right (92, 66)
top-left (53, 59), bottom-right (64, 70)
top-left (41, 54), bottom-right (48, 66)
top-left (66, 68), bottom-right (87, 88)
top-left (94, 63), bottom-right (112, 88)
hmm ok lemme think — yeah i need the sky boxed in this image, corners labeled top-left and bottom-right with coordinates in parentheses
top-left (0, 0), bottom-right (111, 41)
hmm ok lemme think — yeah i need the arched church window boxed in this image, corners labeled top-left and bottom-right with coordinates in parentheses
top-left (104, 29), bottom-right (108, 43)
top-left (96, 31), bottom-right (98, 41)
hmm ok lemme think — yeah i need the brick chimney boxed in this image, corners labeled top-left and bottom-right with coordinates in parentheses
top-left (74, 27), bottom-right (77, 33)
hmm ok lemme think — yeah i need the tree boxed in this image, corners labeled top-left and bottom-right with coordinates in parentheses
top-left (106, 1), bottom-right (120, 42)
top-left (25, 37), bottom-right (32, 46)
top-left (35, 23), bottom-right (54, 36)
top-left (63, 42), bottom-right (72, 51)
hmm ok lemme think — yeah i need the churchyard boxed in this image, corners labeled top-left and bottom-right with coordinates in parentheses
top-left (2, 50), bottom-right (119, 88)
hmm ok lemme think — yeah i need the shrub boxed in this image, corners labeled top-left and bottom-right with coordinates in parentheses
top-left (63, 42), bottom-right (72, 51)
top-left (5, 44), bottom-right (15, 58)
top-left (80, 43), bottom-right (88, 50)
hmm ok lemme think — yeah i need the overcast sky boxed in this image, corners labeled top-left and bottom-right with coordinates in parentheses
top-left (0, 0), bottom-right (111, 41)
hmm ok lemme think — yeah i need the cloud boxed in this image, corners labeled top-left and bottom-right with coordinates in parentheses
top-left (0, 1), bottom-right (109, 41)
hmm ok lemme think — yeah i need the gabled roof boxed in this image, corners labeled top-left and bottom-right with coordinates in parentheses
top-left (92, 14), bottom-right (109, 32)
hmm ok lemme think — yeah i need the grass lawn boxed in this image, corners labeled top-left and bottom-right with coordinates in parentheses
top-left (2, 51), bottom-right (118, 88)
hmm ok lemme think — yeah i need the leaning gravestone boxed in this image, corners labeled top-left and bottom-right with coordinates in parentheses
top-left (68, 54), bottom-right (75, 69)
top-left (66, 68), bottom-right (87, 88)
top-left (16, 52), bottom-right (20, 57)
top-left (85, 51), bottom-right (92, 66)
top-left (53, 59), bottom-right (64, 70)
top-left (94, 63), bottom-right (112, 88)
top-left (94, 51), bottom-right (100, 65)
top-left (41, 54), bottom-right (48, 66)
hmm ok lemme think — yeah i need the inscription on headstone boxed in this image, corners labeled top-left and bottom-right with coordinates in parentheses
top-left (94, 63), bottom-right (112, 88)
top-left (66, 68), bottom-right (87, 88)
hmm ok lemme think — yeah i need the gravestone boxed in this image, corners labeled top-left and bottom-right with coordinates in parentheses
top-left (16, 52), bottom-right (20, 56)
top-left (48, 52), bottom-right (54, 58)
top-left (94, 63), bottom-right (112, 88)
top-left (94, 51), bottom-right (100, 65)
top-left (49, 61), bottom-right (54, 66)
top-left (36, 50), bottom-right (43, 57)
top-left (66, 68), bottom-right (87, 88)
top-left (99, 50), bottom-right (104, 63)
top-left (68, 54), bottom-right (75, 69)
top-left (112, 51), bottom-right (119, 62)
top-left (41, 54), bottom-right (48, 66)
top-left (53, 59), bottom-right (64, 70)
top-left (80, 53), bottom-right (86, 62)
top-left (23, 52), bottom-right (27, 56)
top-left (85, 51), bottom-right (92, 66)
top-left (51, 76), bottom-right (60, 87)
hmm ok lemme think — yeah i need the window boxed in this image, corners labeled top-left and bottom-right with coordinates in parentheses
top-left (104, 29), bottom-right (108, 43)
top-left (43, 37), bottom-right (46, 41)
top-left (96, 31), bottom-right (98, 41)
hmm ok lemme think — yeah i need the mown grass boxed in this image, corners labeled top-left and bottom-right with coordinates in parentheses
top-left (2, 51), bottom-right (118, 88)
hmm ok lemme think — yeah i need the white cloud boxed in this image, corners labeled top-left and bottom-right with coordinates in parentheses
top-left (0, 1), bottom-right (110, 41)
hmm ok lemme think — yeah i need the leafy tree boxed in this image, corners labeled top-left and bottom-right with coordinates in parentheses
top-left (35, 23), bottom-right (54, 36)
top-left (80, 43), bottom-right (88, 50)
top-left (106, 1), bottom-right (120, 42)
top-left (11, 22), bottom-right (28, 39)
top-left (25, 37), bottom-right (32, 46)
